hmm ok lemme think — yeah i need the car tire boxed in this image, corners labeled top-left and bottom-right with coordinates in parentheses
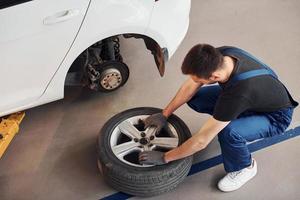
top-left (97, 107), bottom-right (193, 197)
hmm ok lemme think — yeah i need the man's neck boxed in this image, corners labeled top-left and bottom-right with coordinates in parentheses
top-left (219, 56), bottom-right (236, 83)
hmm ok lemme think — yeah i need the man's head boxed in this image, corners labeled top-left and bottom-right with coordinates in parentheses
top-left (181, 44), bottom-right (224, 84)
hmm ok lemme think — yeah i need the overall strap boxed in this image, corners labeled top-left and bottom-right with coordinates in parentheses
top-left (227, 69), bottom-right (275, 88)
top-left (221, 47), bottom-right (278, 79)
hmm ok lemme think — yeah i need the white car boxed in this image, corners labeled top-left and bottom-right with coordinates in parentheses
top-left (0, 0), bottom-right (191, 117)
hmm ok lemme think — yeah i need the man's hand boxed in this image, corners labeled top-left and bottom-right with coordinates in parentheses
top-left (144, 113), bottom-right (167, 133)
top-left (139, 151), bottom-right (167, 165)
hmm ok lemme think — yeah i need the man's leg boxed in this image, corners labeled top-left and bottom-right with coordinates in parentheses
top-left (218, 114), bottom-right (270, 172)
top-left (218, 107), bottom-right (293, 172)
top-left (217, 107), bottom-right (293, 191)
top-left (187, 85), bottom-right (221, 115)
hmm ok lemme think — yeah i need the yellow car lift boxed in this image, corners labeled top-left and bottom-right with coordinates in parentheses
top-left (0, 112), bottom-right (25, 158)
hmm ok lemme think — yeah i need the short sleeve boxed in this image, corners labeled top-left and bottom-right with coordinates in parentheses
top-left (213, 95), bottom-right (251, 121)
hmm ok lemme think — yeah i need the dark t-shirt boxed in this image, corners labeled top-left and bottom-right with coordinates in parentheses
top-left (213, 46), bottom-right (295, 121)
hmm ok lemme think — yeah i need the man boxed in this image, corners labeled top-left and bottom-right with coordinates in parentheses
top-left (138, 44), bottom-right (298, 192)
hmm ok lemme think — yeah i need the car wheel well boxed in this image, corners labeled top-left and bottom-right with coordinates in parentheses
top-left (64, 34), bottom-right (167, 90)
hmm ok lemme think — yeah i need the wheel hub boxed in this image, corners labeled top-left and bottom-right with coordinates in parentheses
top-left (139, 137), bottom-right (150, 145)
top-left (100, 68), bottom-right (122, 90)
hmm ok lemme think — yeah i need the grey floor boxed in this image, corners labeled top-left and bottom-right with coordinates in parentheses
top-left (1, 0), bottom-right (300, 200)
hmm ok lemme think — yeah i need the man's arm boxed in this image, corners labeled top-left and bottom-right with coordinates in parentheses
top-left (143, 78), bottom-right (203, 133)
top-left (162, 78), bottom-right (203, 117)
top-left (164, 117), bottom-right (230, 162)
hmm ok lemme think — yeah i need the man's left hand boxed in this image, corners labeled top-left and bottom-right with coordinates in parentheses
top-left (139, 151), bottom-right (167, 165)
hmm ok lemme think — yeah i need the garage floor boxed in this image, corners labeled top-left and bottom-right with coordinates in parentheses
top-left (1, 0), bottom-right (300, 200)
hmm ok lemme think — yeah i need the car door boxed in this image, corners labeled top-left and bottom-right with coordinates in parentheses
top-left (0, 0), bottom-right (90, 112)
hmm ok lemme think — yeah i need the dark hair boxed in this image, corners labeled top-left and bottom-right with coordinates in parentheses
top-left (181, 44), bottom-right (223, 79)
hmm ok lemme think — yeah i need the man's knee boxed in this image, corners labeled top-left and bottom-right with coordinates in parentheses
top-left (187, 89), bottom-right (216, 114)
top-left (187, 98), bottom-right (207, 113)
top-left (218, 124), bottom-right (245, 144)
top-left (187, 85), bottom-right (221, 114)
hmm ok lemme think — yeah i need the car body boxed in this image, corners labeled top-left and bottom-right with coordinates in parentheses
top-left (0, 0), bottom-right (191, 117)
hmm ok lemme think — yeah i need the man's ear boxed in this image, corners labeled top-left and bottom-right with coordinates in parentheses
top-left (209, 73), bottom-right (220, 82)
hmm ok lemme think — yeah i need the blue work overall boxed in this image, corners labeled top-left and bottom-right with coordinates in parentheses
top-left (187, 47), bottom-right (298, 172)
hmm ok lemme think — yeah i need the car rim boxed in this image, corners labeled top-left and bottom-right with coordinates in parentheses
top-left (100, 68), bottom-right (123, 90)
top-left (110, 115), bottom-right (179, 167)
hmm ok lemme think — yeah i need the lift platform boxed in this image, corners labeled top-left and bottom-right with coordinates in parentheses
top-left (0, 112), bottom-right (25, 158)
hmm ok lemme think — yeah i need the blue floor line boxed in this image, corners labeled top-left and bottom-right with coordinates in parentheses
top-left (100, 126), bottom-right (300, 200)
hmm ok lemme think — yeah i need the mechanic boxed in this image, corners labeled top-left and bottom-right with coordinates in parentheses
top-left (138, 44), bottom-right (298, 192)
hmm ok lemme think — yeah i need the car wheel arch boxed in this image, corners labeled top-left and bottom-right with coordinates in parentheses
top-left (65, 33), bottom-right (168, 82)
top-left (37, 33), bottom-right (168, 103)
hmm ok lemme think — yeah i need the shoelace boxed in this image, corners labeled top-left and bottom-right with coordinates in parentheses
top-left (229, 160), bottom-right (254, 179)
top-left (229, 170), bottom-right (243, 179)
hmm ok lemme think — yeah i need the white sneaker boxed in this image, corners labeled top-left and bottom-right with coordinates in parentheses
top-left (218, 159), bottom-right (257, 192)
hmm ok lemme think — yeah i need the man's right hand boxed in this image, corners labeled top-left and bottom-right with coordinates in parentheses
top-left (144, 113), bottom-right (167, 133)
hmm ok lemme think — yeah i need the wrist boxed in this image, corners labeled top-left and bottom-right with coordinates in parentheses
top-left (163, 152), bottom-right (170, 163)
top-left (162, 110), bottom-right (170, 118)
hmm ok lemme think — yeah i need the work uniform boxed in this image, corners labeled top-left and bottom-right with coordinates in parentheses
top-left (187, 46), bottom-right (298, 172)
